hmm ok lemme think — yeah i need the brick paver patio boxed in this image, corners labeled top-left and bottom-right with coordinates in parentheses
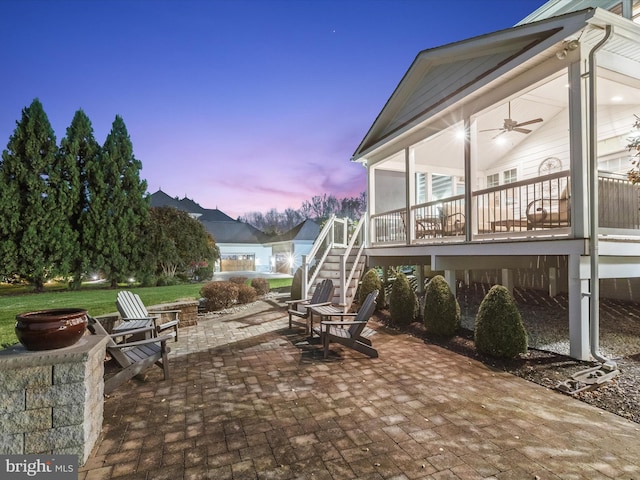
top-left (79, 297), bottom-right (640, 479)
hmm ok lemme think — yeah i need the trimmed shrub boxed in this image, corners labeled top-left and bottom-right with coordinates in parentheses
top-left (290, 267), bottom-right (303, 301)
top-left (200, 281), bottom-right (239, 311)
top-left (237, 284), bottom-right (257, 304)
top-left (251, 277), bottom-right (270, 296)
top-left (389, 272), bottom-right (418, 326)
top-left (474, 285), bottom-right (528, 358)
top-left (423, 275), bottom-right (460, 336)
top-left (359, 268), bottom-right (384, 309)
top-left (229, 276), bottom-right (248, 285)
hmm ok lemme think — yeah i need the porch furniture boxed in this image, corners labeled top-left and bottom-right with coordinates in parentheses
top-left (286, 279), bottom-right (335, 333)
top-left (526, 184), bottom-right (570, 229)
top-left (442, 204), bottom-right (465, 236)
top-left (308, 303), bottom-right (352, 336)
top-left (313, 290), bottom-right (379, 359)
top-left (87, 316), bottom-right (172, 394)
top-left (115, 291), bottom-right (180, 341)
top-left (491, 218), bottom-right (529, 232)
top-left (415, 216), bottom-right (442, 238)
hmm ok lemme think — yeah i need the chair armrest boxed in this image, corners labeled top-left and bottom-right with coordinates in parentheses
top-left (285, 299), bottom-right (310, 307)
top-left (109, 326), bottom-right (157, 339)
top-left (121, 315), bottom-right (158, 321)
top-left (320, 320), bottom-right (368, 326)
top-left (305, 301), bottom-right (333, 308)
top-left (108, 334), bottom-right (174, 349)
top-left (148, 309), bottom-right (180, 316)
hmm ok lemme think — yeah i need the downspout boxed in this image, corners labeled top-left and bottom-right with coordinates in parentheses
top-left (587, 24), bottom-right (616, 368)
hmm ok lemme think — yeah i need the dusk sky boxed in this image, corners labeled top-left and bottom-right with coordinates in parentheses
top-left (1, 0), bottom-right (546, 219)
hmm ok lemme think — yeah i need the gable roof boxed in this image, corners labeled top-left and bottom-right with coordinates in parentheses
top-left (517, 0), bottom-right (640, 25)
top-left (351, 9), bottom-right (596, 161)
top-left (200, 220), bottom-right (269, 244)
top-left (268, 219), bottom-right (320, 243)
top-left (149, 190), bottom-right (234, 221)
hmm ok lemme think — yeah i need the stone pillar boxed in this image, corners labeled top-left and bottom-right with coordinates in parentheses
top-left (0, 335), bottom-right (109, 465)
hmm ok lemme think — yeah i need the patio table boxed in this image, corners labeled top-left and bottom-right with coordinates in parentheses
top-left (309, 304), bottom-right (353, 337)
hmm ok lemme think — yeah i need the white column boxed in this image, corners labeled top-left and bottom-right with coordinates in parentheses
top-left (569, 254), bottom-right (590, 360)
top-left (549, 267), bottom-right (558, 298)
top-left (444, 270), bottom-right (456, 296)
top-left (501, 268), bottom-right (514, 294)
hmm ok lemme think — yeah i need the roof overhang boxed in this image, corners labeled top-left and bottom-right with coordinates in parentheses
top-left (351, 9), bottom-right (599, 164)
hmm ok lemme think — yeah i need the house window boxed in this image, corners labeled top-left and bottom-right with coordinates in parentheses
top-left (486, 173), bottom-right (500, 188)
top-left (416, 172), bottom-right (426, 204)
top-left (503, 168), bottom-right (517, 184)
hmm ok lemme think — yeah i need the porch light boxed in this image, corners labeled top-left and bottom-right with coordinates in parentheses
top-left (556, 39), bottom-right (579, 59)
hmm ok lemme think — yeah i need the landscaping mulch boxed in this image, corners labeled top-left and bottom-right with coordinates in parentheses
top-left (375, 284), bottom-right (640, 425)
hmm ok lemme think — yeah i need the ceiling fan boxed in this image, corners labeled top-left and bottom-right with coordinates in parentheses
top-left (481, 102), bottom-right (543, 138)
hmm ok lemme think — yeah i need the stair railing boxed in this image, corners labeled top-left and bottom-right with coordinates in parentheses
top-left (301, 215), bottom-right (364, 299)
top-left (340, 216), bottom-right (366, 306)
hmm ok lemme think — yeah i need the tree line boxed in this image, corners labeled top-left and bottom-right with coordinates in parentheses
top-left (0, 99), bottom-right (217, 290)
top-left (240, 192), bottom-right (366, 235)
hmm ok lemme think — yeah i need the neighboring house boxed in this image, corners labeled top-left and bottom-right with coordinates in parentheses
top-left (351, 1), bottom-right (640, 360)
top-left (150, 190), bottom-right (273, 273)
top-left (265, 219), bottom-right (321, 273)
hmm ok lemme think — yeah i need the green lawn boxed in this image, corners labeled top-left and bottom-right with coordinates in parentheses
top-left (1, 277), bottom-right (292, 348)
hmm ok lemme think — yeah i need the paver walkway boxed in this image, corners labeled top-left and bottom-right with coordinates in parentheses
top-left (79, 298), bottom-right (640, 479)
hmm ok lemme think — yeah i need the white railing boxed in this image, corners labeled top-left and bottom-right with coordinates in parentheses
top-left (340, 217), bottom-right (366, 306)
top-left (301, 215), bottom-right (366, 301)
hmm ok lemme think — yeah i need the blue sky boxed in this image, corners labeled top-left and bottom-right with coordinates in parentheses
top-left (0, 0), bottom-right (546, 218)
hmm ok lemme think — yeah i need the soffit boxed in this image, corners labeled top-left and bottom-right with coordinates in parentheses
top-left (352, 10), bottom-right (595, 162)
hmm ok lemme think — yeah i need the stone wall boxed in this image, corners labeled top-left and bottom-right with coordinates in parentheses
top-left (0, 335), bottom-right (109, 465)
top-left (149, 300), bottom-right (199, 327)
top-left (96, 300), bottom-right (199, 333)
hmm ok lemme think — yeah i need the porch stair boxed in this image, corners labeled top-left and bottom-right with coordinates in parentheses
top-left (301, 215), bottom-right (367, 313)
top-left (312, 247), bottom-right (366, 311)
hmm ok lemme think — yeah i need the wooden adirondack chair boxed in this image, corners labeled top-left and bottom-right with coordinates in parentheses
top-left (315, 290), bottom-right (379, 359)
top-left (285, 279), bottom-right (335, 332)
top-left (115, 290), bottom-right (180, 341)
top-left (87, 316), bottom-right (172, 394)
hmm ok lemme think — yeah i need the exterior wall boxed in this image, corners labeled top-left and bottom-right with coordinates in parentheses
top-left (217, 243), bottom-right (273, 273)
top-left (0, 335), bottom-right (109, 465)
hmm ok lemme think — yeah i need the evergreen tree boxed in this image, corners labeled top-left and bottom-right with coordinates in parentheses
top-left (0, 99), bottom-right (67, 290)
top-left (84, 116), bottom-right (149, 287)
top-left (58, 109), bottom-right (100, 289)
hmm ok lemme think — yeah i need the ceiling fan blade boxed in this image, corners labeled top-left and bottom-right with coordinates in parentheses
top-left (515, 118), bottom-right (543, 127)
top-left (513, 127), bottom-right (532, 134)
top-left (492, 131), bottom-right (507, 140)
top-left (480, 128), bottom-right (503, 132)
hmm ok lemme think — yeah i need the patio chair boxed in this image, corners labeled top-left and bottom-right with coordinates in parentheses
top-left (285, 279), bottom-right (335, 333)
top-left (441, 204), bottom-right (465, 236)
top-left (87, 316), bottom-right (172, 394)
top-left (115, 290), bottom-right (180, 341)
top-left (314, 289), bottom-right (379, 359)
top-left (526, 184), bottom-right (570, 229)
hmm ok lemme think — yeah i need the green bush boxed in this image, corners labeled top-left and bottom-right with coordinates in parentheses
top-left (200, 281), bottom-right (239, 311)
top-left (250, 277), bottom-right (270, 296)
top-left (290, 267), bottom-right (303, 300)
top-left (423, 275), bottom-right (460, 336)
top-left (237, 284), bottom-right (257, 304)
top-left (229, 276), bottom-right (248, 285)
top-left (389, 272), bottom-right (418, 326)
top-left (193, 265), bottom-right (213, 282)
top-left (359, 268), bottom-right (384, 309)
top-left (474, 285), bottom-right (528, 358)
